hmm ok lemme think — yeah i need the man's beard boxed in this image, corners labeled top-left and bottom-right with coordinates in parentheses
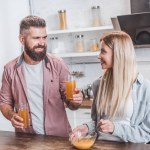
top-left (24, 43), bottom-right (47, 62)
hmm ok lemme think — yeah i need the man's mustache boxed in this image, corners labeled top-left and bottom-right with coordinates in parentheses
top-left (33, 45), bottom-right (46, 49)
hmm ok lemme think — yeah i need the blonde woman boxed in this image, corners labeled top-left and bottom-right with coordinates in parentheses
top-left (71, 31), bottom-right (150, 143)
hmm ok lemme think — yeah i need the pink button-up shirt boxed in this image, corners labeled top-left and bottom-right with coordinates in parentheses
top-left (0, 53), bottom-right (72, 137)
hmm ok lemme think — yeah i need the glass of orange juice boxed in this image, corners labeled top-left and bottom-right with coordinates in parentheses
top-left (66, 74), bottom-right (76, 100)
top-left (18, 104), bottom-right (30, 128)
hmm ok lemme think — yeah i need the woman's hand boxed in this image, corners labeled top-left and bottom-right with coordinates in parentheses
top-left (69, 124), bottom-right (89, 141)
top-left (97, 119), bottom-right (114, 134)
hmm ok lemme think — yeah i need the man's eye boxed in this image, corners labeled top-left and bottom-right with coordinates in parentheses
top-left (101, 51), bottom-right (106, 54)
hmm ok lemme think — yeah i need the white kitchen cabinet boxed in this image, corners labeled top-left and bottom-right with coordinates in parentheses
top-left (66, 108), bottom-right (91, 128)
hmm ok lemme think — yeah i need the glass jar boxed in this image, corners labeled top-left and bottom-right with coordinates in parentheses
top-left (58, 10), bottom-right (67, 30)
top-left (91, 6), bottom-right (101, 27)
top-left (49, 37), bottom-right (59, 53)
top-left (75, 35), bottom-right (85, 52)
top-left (90, 38), bottom-right (99, 52)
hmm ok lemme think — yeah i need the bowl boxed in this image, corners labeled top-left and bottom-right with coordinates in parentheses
top-left (71, 131), bottom-right (97, 150)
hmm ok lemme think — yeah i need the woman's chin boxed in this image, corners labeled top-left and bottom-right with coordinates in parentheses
top-left (101, 65), bottom-right (106, 69)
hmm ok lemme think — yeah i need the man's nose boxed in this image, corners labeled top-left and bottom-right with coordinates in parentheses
top-left (39, 38), bottom-right (45, 45)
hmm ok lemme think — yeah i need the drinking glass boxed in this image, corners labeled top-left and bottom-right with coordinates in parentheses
top-left (18, 103), bottom-right (30, 128)
top-left (66, 74), bottom-right (76, 100)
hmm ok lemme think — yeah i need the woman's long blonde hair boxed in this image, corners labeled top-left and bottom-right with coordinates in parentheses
top-left (96, 31), bottom-right (137, 118)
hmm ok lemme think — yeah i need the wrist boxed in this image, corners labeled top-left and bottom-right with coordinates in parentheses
top-left (69, 101), bottom-right (81, 110)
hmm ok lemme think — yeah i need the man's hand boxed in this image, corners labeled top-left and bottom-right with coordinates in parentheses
top-left (66, 88), bottom-right (83, 109)
top-left (11, 113), bottom-right (24, 129)
top-left (97, 119), bottom-right (114, 134)
top-left (72, 88), bottom-right (83, 104)
top-left (69, 88), bottom-right (83, 107)
top-left (0, 104), bottom-right (24, 129)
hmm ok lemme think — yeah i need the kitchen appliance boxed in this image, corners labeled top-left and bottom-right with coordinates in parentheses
top-left (82, 84), bottom-right (94, 100)
top-left (131, 0), bottom-right (150, 14)
top-left (117, 12), bottom-right (150, 45)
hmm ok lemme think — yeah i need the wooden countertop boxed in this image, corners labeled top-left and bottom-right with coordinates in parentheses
top-left (0, 131), bottom-right (149, 150)
top-left (80, 99), bottom-right (93, 108)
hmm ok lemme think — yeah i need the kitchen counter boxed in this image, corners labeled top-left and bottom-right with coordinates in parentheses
top-left (80, 99), bottom-right (93, 108)
top-left (0, 131), bottom-right (149, 150)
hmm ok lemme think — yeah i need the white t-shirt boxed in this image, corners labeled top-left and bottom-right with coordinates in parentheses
top-left (23, 61), bottom-right (44, 134)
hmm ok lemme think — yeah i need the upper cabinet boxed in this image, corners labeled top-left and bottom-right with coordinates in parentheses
top-left (29, 0), bottom-right (130, 62)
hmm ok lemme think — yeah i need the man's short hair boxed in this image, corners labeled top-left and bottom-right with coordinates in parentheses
top-left (20, 15), bottom-right (46, 35)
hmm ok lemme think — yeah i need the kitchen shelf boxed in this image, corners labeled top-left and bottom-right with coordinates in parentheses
top-left (48, 26), bottom-right (113, 64)
top-left (47, 26), bottom-right (113, 35)
top-left (53, 51), bottom-right (99, 58)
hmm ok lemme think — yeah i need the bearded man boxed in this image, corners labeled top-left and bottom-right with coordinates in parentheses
top-left (0, 16), bottom-right (83, 137)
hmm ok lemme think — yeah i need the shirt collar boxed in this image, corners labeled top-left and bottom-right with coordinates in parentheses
top-left (15, 52), bottom-right (49, 68)
top-left (134, 73), bottom-right (144, 85)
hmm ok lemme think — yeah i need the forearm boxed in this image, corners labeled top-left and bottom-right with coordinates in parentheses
top-left (112, 122), bottom-right (150, 143)
top-left (0, 104), bottom-right (15, 121)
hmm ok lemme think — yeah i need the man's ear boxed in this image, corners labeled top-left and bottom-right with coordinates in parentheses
top-left (19, 35), bottom-right (25, 45)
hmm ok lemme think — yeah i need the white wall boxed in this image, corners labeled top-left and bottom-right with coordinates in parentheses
top-left (0, 0), bottom-right (30, 131)
top-left (31, 0), bottom-right (131, 30)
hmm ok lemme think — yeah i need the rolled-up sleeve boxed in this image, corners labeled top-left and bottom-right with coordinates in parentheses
top-left (0, 66), bottom-right (13, 106)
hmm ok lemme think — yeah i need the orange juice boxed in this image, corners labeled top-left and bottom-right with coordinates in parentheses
top-left (66, 80), bottom-right (76, 100)
top-left (18, 108), bottom-right (29, 128)
top-left (73, 139), bottom-right (95, 149)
